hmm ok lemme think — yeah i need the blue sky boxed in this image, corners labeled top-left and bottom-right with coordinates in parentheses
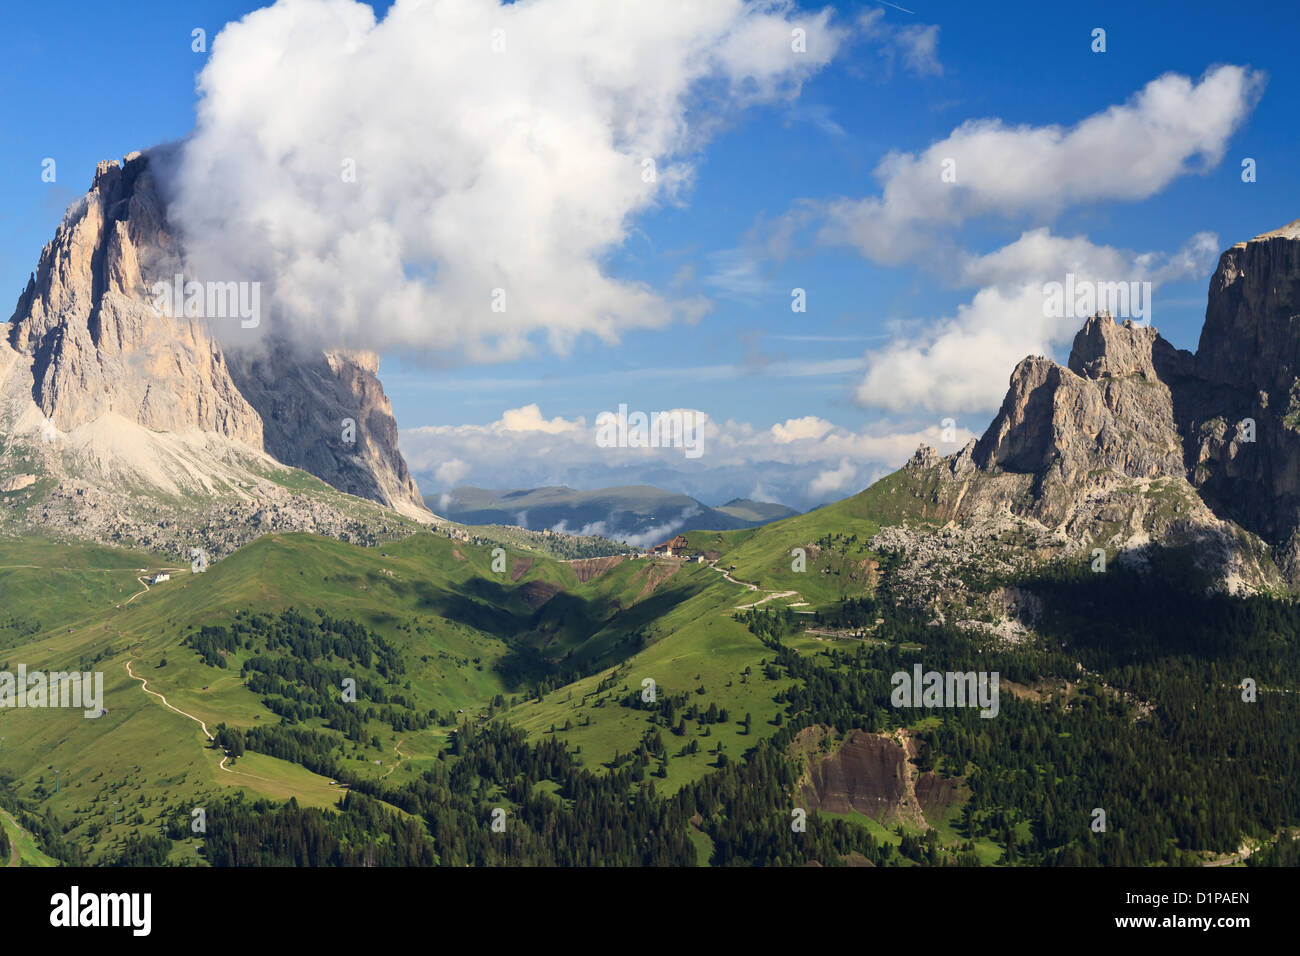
top-left (2, 0), bottom-right (1298, 510)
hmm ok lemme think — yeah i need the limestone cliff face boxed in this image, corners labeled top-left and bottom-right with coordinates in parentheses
top-left (3, 153), bottom-right (425, 517)
top-left (914, 217), bottom-right (1300, 588)
top-left (973, 314), bottom-right (1189, 524)
top-left (1185, 218), bottom-right (1300, 573)
top-left (1195, 217), bottom-right (1300, 396)
top-left (225, 344), bottom-right (425, 519)
top-left (6, 153), bottom-right (263, 445)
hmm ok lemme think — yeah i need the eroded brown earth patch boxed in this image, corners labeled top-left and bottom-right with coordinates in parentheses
top-left (567, 555), bottom-right (627, 582)
top-left (793, 726), bottom-right (955, 831)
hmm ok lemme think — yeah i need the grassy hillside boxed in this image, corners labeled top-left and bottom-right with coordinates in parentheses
top-left (678, 468), bottom-right (936, 605)
top-left (504, 572), bottom-right (799, 793)
top-left (715, 498), bottom-right (799, 523)
top-left (5, 464), bottom-right (1292, 868)
top-left (0, 531), bottom-right (778, 861)
top-left (0, 539), bottom-right (170, 649)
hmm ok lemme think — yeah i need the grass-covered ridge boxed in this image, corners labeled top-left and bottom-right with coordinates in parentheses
top-left (0, 530), bottom-right (774, 861)
top-left (3, 478), bottom-right (1299, 867)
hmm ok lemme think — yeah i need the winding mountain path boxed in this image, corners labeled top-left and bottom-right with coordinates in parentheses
top-left (707, 563), bottom-right (758, 591)
top-left (120, 568), bottom-right (188, 607)
top-left (705, 560), bottom-right (805, 610)
top-left (1202, 843), bottom-right (1254, 867)
top-left (125, 660), bottom-right (342, 792)
top-left (380, 739), bottom-right (408, 780)
top-left (734, 590), bottom-right (800, 610)
top-left (125, 659), bottom-right (256, 781)
top-left (1, 809), bottom-right (25, 867)
top-left (125, 659), bottom-right (214, 740)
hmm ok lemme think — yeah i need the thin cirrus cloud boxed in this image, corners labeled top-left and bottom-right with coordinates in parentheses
top-left (162, 0), bottom-right (846, 361)
top-left (857, 9), bottom-right (943, 79)
top-left (384, 356), bottom-right (869, 395)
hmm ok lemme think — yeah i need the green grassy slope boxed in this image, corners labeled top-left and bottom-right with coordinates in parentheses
top-left (0, 531), bottom-right (785, 861)
top-left (0, 539), bottom-right (170, 650)
top-left (679, 468), bottom-right (937, 604)
top-left (2, 455), bottom-right (1289, 867)
top-left (0, 807), bottom-right (59, 866)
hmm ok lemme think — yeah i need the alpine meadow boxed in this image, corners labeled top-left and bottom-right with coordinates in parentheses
top-left (1, 0), bottom-right (1297, 937)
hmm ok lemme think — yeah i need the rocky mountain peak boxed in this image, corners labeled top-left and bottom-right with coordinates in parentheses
top-left (969, 308), bottom-right (1190, 513)
top-left (1196, 216), bottom-right (1300, 396)
top-left (1, 153), bottom-right (427, 528)
top-left (224, 341), bottom-right (424, 516)
top-left (1249, 216), bottom-right (1300, 242)
top-left (904, 217), bottom-right (1300, 588)
top-left (6, 151), bottom-right (262, 444)
top-left (1068, 312), bottom-right (1159, 379)
top-left (905, 443), bottom-right (940, 470)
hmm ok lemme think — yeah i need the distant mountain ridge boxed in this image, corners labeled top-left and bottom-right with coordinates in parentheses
top-left (428, 484), bottom-right (797, 543)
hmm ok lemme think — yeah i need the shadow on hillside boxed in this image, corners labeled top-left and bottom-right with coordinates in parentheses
top-left (1013, 547), bottom-right (1299, 672)
top-left (496, 579), bottom-right (710, 689)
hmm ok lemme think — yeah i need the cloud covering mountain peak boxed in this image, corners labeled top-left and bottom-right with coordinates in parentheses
top-left (166, 0), bottom-right (843, 360)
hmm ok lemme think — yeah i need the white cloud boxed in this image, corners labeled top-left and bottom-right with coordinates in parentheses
top-left (817, 65), bottom-right (1263, 263)
top-left (551, 518), bottom-right (608, 539)
top-left (402, 405), bottom-right (976, 511)
top-left (703, 249), bottom-right (774, 301)
top-left (809, 458), bottom-right (857, 496)
top-left (858, 9), bottom-right (943, 79)
top-left (772, 68), bottom-right (1259, 416)
top-left (499, 404), bottom-right (581, 434)
top-left (166, 0), bottom-right (845, 360)
top-left (771, 415), bottom-right (834, 443)
top-left (549, 509), bottom-right (702, 548)
top-left (617, 506), bottom-right (702, 548)
top-left (434, 457), bottom-right (470, 487)
top-left (895, 24), bottom-right (942, 77)
top-left (854, 229), bottom-right (1221, 413)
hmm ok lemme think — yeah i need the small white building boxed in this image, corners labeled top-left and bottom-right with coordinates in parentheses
top-left (151, 572), bottom-right (170, 584)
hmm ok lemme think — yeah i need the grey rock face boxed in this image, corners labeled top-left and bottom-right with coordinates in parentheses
top-left (226, 344), bottom-right (425, 518)
top-left (4, 153), bottom-right (425, 518)
top-left (1196, 219), bottom-right (1300, 397)
top-left (7, 154), bottom-right (263, 445)
top-left (905, 219), bottom-right (1300, 589)
top-left (973, 314), bottom-right (1189, 523)
top-left (1181, 223), bottom-right (1300, 572)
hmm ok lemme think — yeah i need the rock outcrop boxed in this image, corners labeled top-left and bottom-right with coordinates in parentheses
top-left (893, 217), bottom-right (1300, 593)
top-left (7, 154), bottom-right (264, 445)
top-left (1184, 218), bottom-right (1300, 575)
top-left (226, 344), bottom-right (425, 519)
top-left (2, 153), bottom-right (427, 529)
top-left (972, 314), bottom-right (1190, 523)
